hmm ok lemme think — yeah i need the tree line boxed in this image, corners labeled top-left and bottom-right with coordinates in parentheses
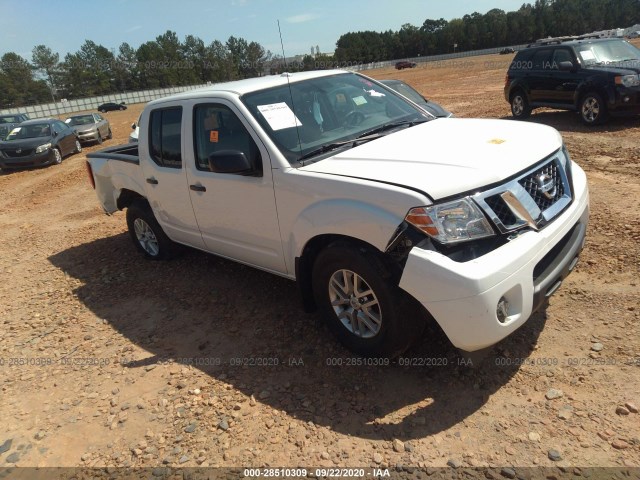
top-left (1, 0), bottom-right (639, 108)
top-left (335, 0), bottom-right (639, 62)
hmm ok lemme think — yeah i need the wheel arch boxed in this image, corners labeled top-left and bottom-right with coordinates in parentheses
top-left (117, 188), bottom-right (146, 211)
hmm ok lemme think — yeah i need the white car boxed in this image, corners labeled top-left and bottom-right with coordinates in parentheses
top-left (87, 70), bottom-right (589, 357)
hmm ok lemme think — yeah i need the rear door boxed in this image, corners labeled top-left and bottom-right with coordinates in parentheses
top-left (139, 104), bottom-right (205, 250)
top-left (183, 100), bottom-right (286, 274)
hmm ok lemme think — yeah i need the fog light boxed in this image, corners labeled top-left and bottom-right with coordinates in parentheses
top-left (497, 297), bottom-right (509, 324)
top-left (623, 96), bottom-right (630, 103)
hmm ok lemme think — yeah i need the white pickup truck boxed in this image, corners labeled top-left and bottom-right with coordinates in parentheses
top-left (86, 70), bottom-right (589, 358)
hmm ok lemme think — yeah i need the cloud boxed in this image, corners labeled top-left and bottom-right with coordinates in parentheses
top-left (125, 25), bottom-right (142, 33)
top-left (284, 13), bottom-right (318, 24)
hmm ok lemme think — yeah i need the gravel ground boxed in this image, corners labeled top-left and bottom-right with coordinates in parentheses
top-left (1, 43), bottom-right (639, 478)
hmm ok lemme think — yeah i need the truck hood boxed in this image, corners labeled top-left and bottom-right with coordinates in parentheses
top-left (299, 118), bottom-right (563, 200)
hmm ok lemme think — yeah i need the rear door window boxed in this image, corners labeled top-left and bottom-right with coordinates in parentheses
top-left (149, 107), bottom-right (183, 169)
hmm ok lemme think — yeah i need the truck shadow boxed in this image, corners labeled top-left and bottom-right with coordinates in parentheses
top-left (48, 232), bottom-right (547, 441)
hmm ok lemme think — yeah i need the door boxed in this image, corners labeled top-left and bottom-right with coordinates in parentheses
top-left (528, 48), bottom-right (553, 103)
top-left (53, 121), bottom-right (75, 155)
top-left (139, 105), bottom-right (205, 250)
top-left (547, 48), bottom-right (579, 105)
top-left (184, 101), bottom-right (286, 274)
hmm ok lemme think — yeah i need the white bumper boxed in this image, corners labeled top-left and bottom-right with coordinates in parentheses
top-left (399, 163), bottom-right (589, 352)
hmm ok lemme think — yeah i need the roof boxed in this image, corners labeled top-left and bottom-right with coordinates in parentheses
top-left (148, 69), bottom-right (350, 106)
top-left (527, 37), bottom-right (621, 48)
top-left (18, 118), bottom-right (56, 125)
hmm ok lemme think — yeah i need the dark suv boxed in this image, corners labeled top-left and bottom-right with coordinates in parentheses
top-left (504, 37), bottom-right (640, 125)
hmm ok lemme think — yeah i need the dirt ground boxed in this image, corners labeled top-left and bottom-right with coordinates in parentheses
top-left (1, 44), bottom-right (639, 478)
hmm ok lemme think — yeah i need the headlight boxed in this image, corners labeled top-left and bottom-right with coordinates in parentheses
top-left (35, 143), bottom-right (52, 153)
top-left (615, 74), bottom-right (640, 87)
top-left (405, 197), bottom-right (495, 244)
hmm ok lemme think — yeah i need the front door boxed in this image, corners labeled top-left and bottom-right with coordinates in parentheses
top-left (184, 100), bottom-right (286, 274)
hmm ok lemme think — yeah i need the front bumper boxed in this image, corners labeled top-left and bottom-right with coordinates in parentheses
top-left (0, 150), bottom-right (53, 169)
top-left (77, 131), bottom-right (99, 143)
top-left (399, 163), bottom-right (589, 352)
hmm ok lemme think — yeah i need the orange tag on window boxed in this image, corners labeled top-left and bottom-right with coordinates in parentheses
top-left (209, 130), bottom-right (219, 143)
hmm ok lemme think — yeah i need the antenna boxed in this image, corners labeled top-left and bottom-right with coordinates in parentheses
top-left (277, 20), bottom-right (303, 159)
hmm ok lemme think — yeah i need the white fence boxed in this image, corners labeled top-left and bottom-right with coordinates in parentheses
top-left (0, 84), bottom-right (210, 119)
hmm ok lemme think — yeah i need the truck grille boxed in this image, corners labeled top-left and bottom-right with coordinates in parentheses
top-left (519, 161), bottom-right (565, 212)
top-left (474, 150), bottom-right (573, 233)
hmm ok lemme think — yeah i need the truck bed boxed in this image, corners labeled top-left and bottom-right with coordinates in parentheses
top-left (86, 144), bottom-right (139, 164)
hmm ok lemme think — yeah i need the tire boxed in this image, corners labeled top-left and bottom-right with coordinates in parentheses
top-left (120, 106), bottom-right (125, 111)
top-left (312, 242), bottom-right (424, 358)
top-left (74, 139), bottom-right (82, 154)
top-left (579, 92), bottom-right (607, 125)
top-left (51, 147), bottom-right (62, 165)
top-left (510, 90), bottom-right (531, 119)
top-left (126, 200), bottom-right (175, 260)
top-left (96, 132), bottom-right (103, 145)
top-left (106, 128), bottom-right (113, 139)
top-left (99, 109), bottom-right (106, 113)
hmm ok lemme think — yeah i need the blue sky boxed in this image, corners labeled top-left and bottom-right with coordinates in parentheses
top-left (1, 0), bottom-right (527, 60)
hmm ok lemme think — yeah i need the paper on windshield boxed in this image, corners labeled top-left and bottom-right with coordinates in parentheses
top-left (352, 96), bottom-right (368, 106)
top-left (579, 50), bottom-right (595, 61)
top-left (257, 103), bottom-right (302, 131)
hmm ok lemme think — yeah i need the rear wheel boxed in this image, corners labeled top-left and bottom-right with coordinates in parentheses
top-left (126, 200), bottom-right (175, 260)
top-left (510, 90), bottom-right (531, 119)
top-left (312, 242), bottom-right (424, 358)
top-left (579, 92), bottom-right (607, 125)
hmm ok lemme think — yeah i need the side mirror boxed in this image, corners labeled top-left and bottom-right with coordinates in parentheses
top-left (558, 61), bottom-right (575, 71)
top-left (52, 130), bottom-right (58, 137)
top-left (208, 150), bottom-right (254, 175)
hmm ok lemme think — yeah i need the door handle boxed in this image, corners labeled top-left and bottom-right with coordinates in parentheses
top-left (146, 177), bottom-right (158, 185)
top-left (190, 184), bottom-right (206, 192)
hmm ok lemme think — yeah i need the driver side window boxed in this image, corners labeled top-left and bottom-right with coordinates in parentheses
top-left (193, 104), bottom-right (262, 175)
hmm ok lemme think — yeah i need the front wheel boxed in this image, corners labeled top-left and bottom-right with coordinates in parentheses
top-left (510, 90), bottom-right (531, 119)
top-left (96, 132), bottom-right (103, 145)
top-left (312, 243), bottom-right (424, 358)
top-left (126, 200), bottom-right (175, 260)
top-left (74, 139), bottom-right (82, 153)
top-left (106, 128), bottom-right (113, 139)
top-left (51, 148), bottom-right (62, 165)
top-left (579, 92), bottom-right (607, 125)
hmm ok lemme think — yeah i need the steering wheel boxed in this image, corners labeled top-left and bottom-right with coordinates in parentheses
top-left (343, 111), bottom-right (365, 127)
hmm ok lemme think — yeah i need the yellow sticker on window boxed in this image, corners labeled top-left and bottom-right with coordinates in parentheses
top-left (210, 130), bottom-right (219, 143)
top-left (488, 138), bottom-right (505, 144)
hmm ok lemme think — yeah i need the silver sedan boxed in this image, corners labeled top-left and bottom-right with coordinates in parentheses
top-left (65, 113), bottom-right (112, 145)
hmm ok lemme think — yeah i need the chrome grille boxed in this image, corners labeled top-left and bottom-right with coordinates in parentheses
top-left (519, 161), bottom-right (565, 211)
top-left (474, 150), bottom-right (573, 234)
top-left (485, 195), bottom-right (517, 226)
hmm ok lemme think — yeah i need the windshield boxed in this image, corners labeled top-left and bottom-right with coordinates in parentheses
top-left (5, 123), bottom-right (51, 140)
top-left (385, 81), bottom-right (426, 105)
top-left (0, 116), bottom-right (21, 124)
top-left (241, 72), bottom-right (429, 164)
top-left (576, 40), bottom-right (640, 67)
top-left (68, 115), bottom-right (95, 126)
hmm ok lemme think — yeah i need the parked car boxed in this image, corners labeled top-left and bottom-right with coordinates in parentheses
top-left (129, 117), bottom-right (140, 143)
top-left (500, 47), bottom-right (516, 54)
top-left (505, 36), bottom-right (640, 125)
top-left (395, 61), bottom-right (417, 70)
top-left (379, 79), bottom-right (453, 118)
top-left (0, 113), bottom-right (30, 139)
top-left (87, 70), bottom-right (588, 358)
top-left (0, 118), bottom-right (81, 171)
top-left (97, 102), bottom-right (127, 112)
top-left (65, 113), bottom-right (112, 145)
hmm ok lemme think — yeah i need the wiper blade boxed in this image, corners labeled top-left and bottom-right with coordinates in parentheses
top-left (297, 133), bottom-right (386, 163)
top-left (356, 119), bottom-right (428, 138)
